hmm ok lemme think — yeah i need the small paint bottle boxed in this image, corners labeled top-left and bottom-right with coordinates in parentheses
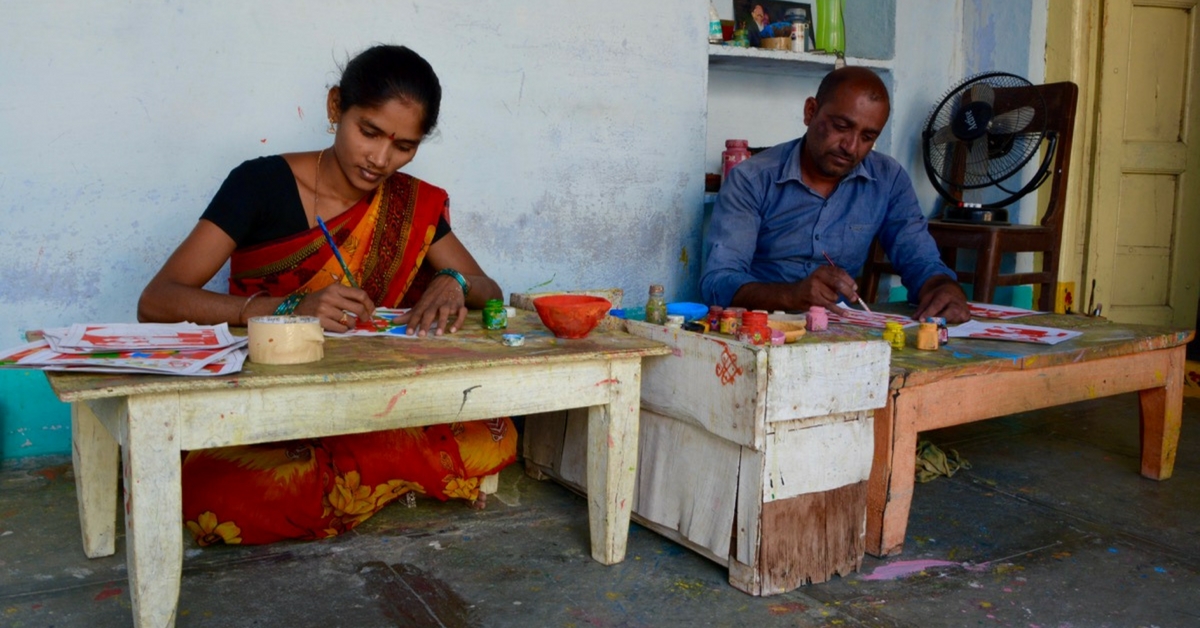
top-left (722, 139), bottom-right (751, 183)
top-left (917, 321), bottom-right (940, 351)
top-left (645, 284), bottom-right (668, 325)
top-left (482, 299), bottom-right (507, 330)
top-left (719, 310), bottom-right (739, 335)
top-left (883, 321), bottom-right (906, 350)
top-left (806, 306), bottom-right (828, 331)
top-left (926, 316), bottom-right (949, 345)
top-left (707, 305), bottom-right (724, 330)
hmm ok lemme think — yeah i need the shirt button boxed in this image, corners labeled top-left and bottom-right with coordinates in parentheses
top-left (815, 234), bottom-right (821, 240)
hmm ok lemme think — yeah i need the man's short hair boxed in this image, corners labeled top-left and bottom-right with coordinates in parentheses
top-left (814, 67), bottom-right (890, 108)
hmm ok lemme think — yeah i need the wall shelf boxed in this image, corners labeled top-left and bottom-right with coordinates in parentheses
top-left (708, 45), bottom-right (892, 76)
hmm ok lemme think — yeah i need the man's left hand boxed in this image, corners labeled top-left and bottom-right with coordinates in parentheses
top-left (914, 275), bottom-right (970, 323)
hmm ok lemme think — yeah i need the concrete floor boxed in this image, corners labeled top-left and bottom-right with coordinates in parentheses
top-left (1, 393), bottom-right (1197, 628)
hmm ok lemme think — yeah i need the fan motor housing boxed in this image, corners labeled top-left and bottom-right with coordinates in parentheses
top-left (951, 101), bottom-right (994, 141)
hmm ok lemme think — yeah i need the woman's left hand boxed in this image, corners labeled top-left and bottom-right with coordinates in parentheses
top-left (397, 274), bottom-right (468, 336)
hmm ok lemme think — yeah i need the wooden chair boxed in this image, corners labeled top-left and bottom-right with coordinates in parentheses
top-left (860, 81), bottom-right (1079, 310)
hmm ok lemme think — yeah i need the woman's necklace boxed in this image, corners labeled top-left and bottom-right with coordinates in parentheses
top-left (311, 149), bottom-right (325, 226)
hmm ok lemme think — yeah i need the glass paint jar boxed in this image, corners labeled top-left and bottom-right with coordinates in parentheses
top-left (645, 284), bottom-right (668, 325)
top-left (482, 299), bottom-right (507, 330)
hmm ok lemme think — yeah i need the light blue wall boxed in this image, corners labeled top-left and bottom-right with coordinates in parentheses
top-left (0, 0), bottom-right (1047, 461)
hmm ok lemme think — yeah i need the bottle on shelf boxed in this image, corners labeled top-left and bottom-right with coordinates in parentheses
top-left (644, 284), bottom-right (668, 325)
top-left (815, 0), bottom-right (845, 55)
top-left (708, 2), bottom-right (724, 44)
top-left (722, 139), bottom-right (751, 183)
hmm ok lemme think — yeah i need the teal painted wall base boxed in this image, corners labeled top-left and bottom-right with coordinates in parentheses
top-left (1, 370), bottom-right (71, 460)
top-left (880, 284), bottom-right (1034, 310)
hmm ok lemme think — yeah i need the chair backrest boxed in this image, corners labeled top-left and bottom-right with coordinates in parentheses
top-left (942, 81), bottom-right (1079, 231)
top-left (1022, 81), bottom-right (1078, 231)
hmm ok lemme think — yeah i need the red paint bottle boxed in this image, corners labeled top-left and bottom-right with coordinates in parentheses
top-left (722, 139), bottom-right (751, 184)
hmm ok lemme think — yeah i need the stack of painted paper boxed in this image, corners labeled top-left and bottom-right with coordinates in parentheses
top-left (0, 323), bottom-right (247, 376)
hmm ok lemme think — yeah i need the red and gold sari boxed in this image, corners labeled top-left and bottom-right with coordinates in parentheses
top-left (181, 173), bottom-right (518, 546)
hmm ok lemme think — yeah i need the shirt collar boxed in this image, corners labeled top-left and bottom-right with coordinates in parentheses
top-left (778, 135), bottom-right (876, 188)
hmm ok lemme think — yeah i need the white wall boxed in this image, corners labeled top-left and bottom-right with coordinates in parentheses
top-left (0, 0), bottom-right (709, 458)
top-left (0, 1), bottom-right (709, 337)
top-left (0, 0), bottom-right (1048, 459)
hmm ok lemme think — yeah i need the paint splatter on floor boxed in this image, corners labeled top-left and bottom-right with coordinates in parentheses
top-left (861, 559), bottom-right (985, 581)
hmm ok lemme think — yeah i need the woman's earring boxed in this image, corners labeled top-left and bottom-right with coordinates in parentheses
top-left (327, 120), bottom-right (336, 134)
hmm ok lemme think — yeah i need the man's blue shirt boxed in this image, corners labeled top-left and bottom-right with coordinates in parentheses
top-left (700, 137), bottom-right (955, 307)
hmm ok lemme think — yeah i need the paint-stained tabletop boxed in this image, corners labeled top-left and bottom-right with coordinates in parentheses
top-left (38, 310), bottom-right (672, 402)
top-left (792, 305), bottom-right (1195, 389)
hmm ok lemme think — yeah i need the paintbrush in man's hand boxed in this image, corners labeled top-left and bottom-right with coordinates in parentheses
top-left (822, 250), bottom-right (872, 312)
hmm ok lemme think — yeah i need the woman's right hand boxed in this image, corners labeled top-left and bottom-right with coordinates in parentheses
top-left (293, 284), bottom-right (375, 331)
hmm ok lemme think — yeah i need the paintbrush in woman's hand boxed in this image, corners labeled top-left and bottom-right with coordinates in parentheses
top-left (316, 216), bottom-right (361, 289)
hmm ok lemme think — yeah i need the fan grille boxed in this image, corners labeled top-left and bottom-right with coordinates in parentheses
top-left (923, 72), bottom-right (1047, 195)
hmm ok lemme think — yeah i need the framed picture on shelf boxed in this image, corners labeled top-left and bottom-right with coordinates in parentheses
top-left (733, 0), bottom-right (815, 50)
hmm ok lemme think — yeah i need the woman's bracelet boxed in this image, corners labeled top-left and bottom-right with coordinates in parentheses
top-left (433, 268), bottom-right (470, 296)
top-left (238, 290), bottom-right (270, 325)
top-left (274, 293), bottom-right (304, 316)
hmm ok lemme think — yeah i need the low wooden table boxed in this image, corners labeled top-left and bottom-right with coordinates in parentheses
top-left (41, 311), bottom-right (669, 628)
top-left (866, 312), bottom-right (1194, 556)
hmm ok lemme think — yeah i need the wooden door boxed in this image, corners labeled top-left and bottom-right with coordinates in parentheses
top-left (1086, 0), bottom-right (1200, 327)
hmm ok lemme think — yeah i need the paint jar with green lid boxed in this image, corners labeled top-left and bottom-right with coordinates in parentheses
top-left (482, 299), bottom-right (507, 330)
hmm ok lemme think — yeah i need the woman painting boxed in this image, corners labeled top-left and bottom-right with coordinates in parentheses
top-left (138, 45), bottom-right (517, 546)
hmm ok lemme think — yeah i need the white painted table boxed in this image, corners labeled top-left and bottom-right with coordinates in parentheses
top-left (41, 311), bottom-right (669, 628)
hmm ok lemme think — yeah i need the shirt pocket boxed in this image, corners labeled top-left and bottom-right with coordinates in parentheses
top-left (841, 223), bottom-right (877, 271)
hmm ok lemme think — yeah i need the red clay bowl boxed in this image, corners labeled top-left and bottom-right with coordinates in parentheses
top-left (532, 295), bottom-right (613, 339)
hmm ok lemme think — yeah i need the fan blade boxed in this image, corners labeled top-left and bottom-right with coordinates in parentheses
top-left (965, 136), bottom-right (990, 179)
top-left (930, 123), bottom-right (958, 144)
top-left (967, 82), bottom-right (995, 106)
top-left (989, 106), bottom-right (1034, 134)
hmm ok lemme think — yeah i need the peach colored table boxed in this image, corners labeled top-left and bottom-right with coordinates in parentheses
top-left (864, 313), bottom-right (1194, 556)
top-left (41, 311), bottom-right (669, 628)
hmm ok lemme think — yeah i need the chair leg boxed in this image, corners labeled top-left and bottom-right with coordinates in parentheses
top-left (861, 269), bottom-right (880, 304)
top-left (972, 241), bottom-right (1002, 304)
top-left (1039, 248), bottom-right (1063, 312)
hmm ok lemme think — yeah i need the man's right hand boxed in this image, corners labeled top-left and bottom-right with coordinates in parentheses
top-left (794, 265), bottom-right (862, 315)
top-left (730, 265), bottom-right (863, 313)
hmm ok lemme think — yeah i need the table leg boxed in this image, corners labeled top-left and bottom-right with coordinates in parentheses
top-left (866, 393), bottom-right (919, 557)
top-left (123, 396), bottom-right (183, 628)
top-left (71, 402), bottom-right (119, 558)
top-left (1139, 346), bottom-right (1185, 480)
top-left (586, 359), bottom-right (640, 565)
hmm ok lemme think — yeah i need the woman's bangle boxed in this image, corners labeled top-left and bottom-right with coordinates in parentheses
top-left (433, 268), bottom-right (470, 296)
top-left (274, 293), bottom-right (304, 316)
top-left (237, 290), bottom-right (270, 325)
